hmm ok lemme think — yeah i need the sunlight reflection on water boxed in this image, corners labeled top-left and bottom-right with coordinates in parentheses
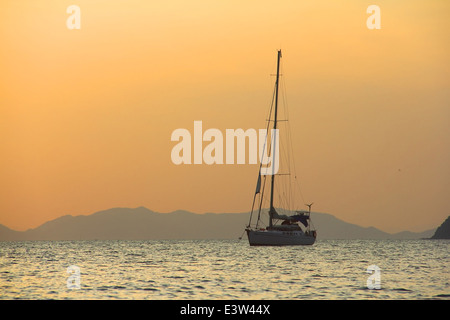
top-left (0, 239), bottom-right (448, 299)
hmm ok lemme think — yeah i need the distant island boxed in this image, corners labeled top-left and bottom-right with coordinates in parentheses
top-left (430, 216), bottom-right (450, 239)
top-left (0, 207), bottom-right (438, 241)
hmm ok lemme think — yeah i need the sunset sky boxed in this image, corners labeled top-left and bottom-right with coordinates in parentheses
top-left (1, 1), bottom-right (449, 233)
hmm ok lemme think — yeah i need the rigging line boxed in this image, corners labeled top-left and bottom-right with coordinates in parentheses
top-left (254, 56), bottom-right (286, 227)
top-left (247, 189), bottom-right (258, 228)
top-left (279, 68), bottom-right (295, 211)
top-left (250, 83), bottom-right (275, 191)
top-left (281, 69), bottom-right (306, 207)
top-left (250, 77), bottom-right (276, 228)
top-left (238, 227), bottom-right (246, 240)
top-left (280, 101), bottom-right (294, 210)
top-left (278, 69), bottom-right (296, 212)
top-left (255, 76), bottom-right (280, 227)
top-left (257, 104), bottom-right (276, 226)
top-left (256, 175), bottom-right (268, 227)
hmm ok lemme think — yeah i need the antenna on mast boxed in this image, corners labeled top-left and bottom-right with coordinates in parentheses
top-left (305, 203), bottom-right (314, 214)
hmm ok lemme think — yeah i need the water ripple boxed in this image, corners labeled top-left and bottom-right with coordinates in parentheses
top-left (0, 239), bottom-right (448, 299)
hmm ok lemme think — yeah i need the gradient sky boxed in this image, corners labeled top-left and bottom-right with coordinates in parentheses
top-left (1, 1), bottom-right (449, 233)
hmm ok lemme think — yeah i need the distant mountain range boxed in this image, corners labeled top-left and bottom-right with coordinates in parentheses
top-left (0, 207), bottom-right (437, 241)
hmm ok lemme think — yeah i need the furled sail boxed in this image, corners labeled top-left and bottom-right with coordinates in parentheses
top-left (255, 172), bottom-right (261, 195)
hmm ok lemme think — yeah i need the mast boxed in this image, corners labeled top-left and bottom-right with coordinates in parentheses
top-left (269, 49), bottom-right (281, 228)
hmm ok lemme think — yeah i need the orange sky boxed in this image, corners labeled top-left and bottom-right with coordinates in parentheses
top-left (1, 1), bottom-right (449, 233)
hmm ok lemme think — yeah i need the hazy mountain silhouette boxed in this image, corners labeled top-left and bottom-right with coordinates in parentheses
top-left (0, 207), bottom-right (435, 241)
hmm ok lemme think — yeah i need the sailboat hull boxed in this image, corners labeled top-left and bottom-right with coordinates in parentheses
top-left (246, 229), bottom-right (315, 246)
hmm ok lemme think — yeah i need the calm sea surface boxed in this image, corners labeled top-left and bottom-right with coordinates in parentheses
top-left (0, 239), bottom-right (448, 300)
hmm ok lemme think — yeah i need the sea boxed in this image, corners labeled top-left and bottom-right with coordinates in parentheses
top-left (0, 239), bottom-right (448, 300)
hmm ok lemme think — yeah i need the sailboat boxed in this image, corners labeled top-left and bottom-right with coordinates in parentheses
top-left (245, 50), bottom-right (317, 246)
